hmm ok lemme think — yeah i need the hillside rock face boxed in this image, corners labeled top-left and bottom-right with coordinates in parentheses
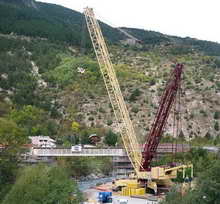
top-left (23, 0), bottom-right (37, 8)
top-left (56, 45), bottom-right (220, 142)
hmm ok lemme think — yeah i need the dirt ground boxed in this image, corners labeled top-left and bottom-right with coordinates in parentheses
top-left (83, 183), bottom-right (160, 204)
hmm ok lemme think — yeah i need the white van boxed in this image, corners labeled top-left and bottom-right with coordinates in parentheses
top-left (71, 145), bottom-right (82, 152)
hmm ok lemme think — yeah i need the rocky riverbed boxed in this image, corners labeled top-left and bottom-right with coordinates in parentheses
top-left (78, 176), bottom-right (114, 191)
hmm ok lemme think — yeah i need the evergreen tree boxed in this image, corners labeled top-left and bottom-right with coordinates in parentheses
top-left (214, 121), bottom-right (219, 131)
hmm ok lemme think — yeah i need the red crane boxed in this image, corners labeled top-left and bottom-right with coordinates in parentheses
top-left (141, 64), bottom-right (184, 171)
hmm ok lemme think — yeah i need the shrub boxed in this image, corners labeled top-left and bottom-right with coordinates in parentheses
top-left (98, 107), bottom-right (106, 113)
top-left (205, 131), bottom-right (212, 139)
top-left (214, 121), bottom-right (219, 131)
top-left (214, 111), bottom-right (220, 119)
top-left (129, 88), bottom-right (142, 101)
top-left (88, 116), bottom-right (94, 121)
top-left (149, 78), bottom-right (156, 86)
top-left (107, 119), bottom-right (113, 126)
top-left (104, 130), bottom-right (118, 146)
top-left (200, 109), bottom-right (207, 117)
top-left (2, 165), bottom-right (83, 204)
top-left (131, 106), bottom-right (139, 113)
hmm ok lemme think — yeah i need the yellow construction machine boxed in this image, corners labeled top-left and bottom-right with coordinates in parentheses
top-left (84, 7), bottom-right (193, 196)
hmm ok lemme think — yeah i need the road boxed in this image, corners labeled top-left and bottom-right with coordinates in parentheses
top-left (112, 195), bottom-right (158, 204)
top-left (83, 189), bottom-right (159, 204)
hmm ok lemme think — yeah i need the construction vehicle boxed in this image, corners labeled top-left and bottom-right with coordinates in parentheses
top-left (98, 192), bottom-right (112, 203)
top-left (84, 7), bottom-right (193, 196)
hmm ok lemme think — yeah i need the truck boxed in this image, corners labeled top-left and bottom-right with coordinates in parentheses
top-left (98, 192), bottom-right (112, 203)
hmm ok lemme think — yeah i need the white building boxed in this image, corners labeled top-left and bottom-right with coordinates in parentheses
top-left (29, 136), bottom-right (56, 148)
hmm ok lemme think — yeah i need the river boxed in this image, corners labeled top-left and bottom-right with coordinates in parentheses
top-left (77, 177), bottom-right (114, 191)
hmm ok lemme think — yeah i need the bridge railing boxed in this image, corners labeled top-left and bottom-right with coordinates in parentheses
top-left (31, 144), bottom-right (191, 157)
top-left (31, 148), bottom-right (126, 157)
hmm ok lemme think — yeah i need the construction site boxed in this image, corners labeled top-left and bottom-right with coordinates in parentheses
top-left (1, 0), bottom-right (220, 203)
top-left (27, 7), bottom-right (195, 203)
top-left (82, 7), bottom-right (193, 203)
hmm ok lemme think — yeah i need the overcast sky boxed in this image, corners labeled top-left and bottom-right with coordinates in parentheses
top-left (37, 0), bottom-right (220, 43)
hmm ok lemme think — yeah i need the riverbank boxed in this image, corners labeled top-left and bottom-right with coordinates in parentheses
top-left (78, 177), bottom-right (114, 191)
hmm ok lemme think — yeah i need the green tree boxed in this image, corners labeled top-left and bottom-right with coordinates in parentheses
top-left (0, 118), bottom-right (27, 202)
top-left (71, 121), bottom-right (80, 132)
top-left (161, 186), bottom-right (183, 204)
top-left (104, 130), bottom-right (118, 146)
top-left (204, 131), bottom-right (211, 140)
top-left (131, 106), bottom-right (139, 113)
top-left (79, 129), bottom-right (92, 145)
top-left (9, 105), bottom-right (57, 136)
top-left (3, 165), bottom-right (83, 204)
top-left (149, 78), bottom-right (156, 86)
top-left (0, 118), bottom-right (27, 146)
top-left (129, 88), bottom-right (142, 101)
top-left (195, 160), bottom-right (220, 204)
top-left (184, 148), bottom-right (216, 175)
top-left (64, 157), bottom-right (92, 177)
top-left (214, 135), bottom-right (220, 145)
top-left (0, 101), bottom-right (10, 117)
top-left (62, 156), bottom-right (112, 178)
top-left (179, 130), bottom-right (185, 141)
top-left (214, 111), bottom-right (220, 119)
top-left (162, 160), bottom-right (220, 204)
top-left (214, 121), bottom-right (219, 131)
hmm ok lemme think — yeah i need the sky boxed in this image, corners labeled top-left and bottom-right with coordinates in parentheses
top-left (37, 0), bottom-right (220, 43)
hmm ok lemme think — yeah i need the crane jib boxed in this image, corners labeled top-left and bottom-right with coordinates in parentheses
top-left (141, 64), bottom-right (183, 171)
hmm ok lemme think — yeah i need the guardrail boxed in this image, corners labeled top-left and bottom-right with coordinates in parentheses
top-left (31, 143), bottom-right (193, 157)
top-left (32, 148), bottom-right (126, 157)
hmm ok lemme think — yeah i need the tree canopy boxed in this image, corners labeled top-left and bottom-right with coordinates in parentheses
top-left (0, 117), bottom-right (27, 146)
top-left (104, 130), bottom-right (118, 146)
top-left (2, 165), bottom-right (83, 204)
top-left (162, 160), bottom-right (220, 204)
top-left (0, 117), bottom-right (27, 202)
top-left (9, 105), bottom-right (58, 136)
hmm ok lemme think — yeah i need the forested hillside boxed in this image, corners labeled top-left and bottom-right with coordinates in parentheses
top-left (0, 0), bottom-right (125, 46)
top-left (1, 0), bottom-right (220, 56)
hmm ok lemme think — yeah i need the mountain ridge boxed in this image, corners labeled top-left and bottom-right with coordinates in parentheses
top-left (0, 0), bottom-right (220, 56)
top-left (0, 0), bottom-right (37, 8)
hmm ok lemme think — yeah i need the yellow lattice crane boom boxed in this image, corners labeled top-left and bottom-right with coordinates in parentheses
top-left (84, 7), bottom-right (142, 174)
top-left (84, 9), bottom-right (193, 188)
